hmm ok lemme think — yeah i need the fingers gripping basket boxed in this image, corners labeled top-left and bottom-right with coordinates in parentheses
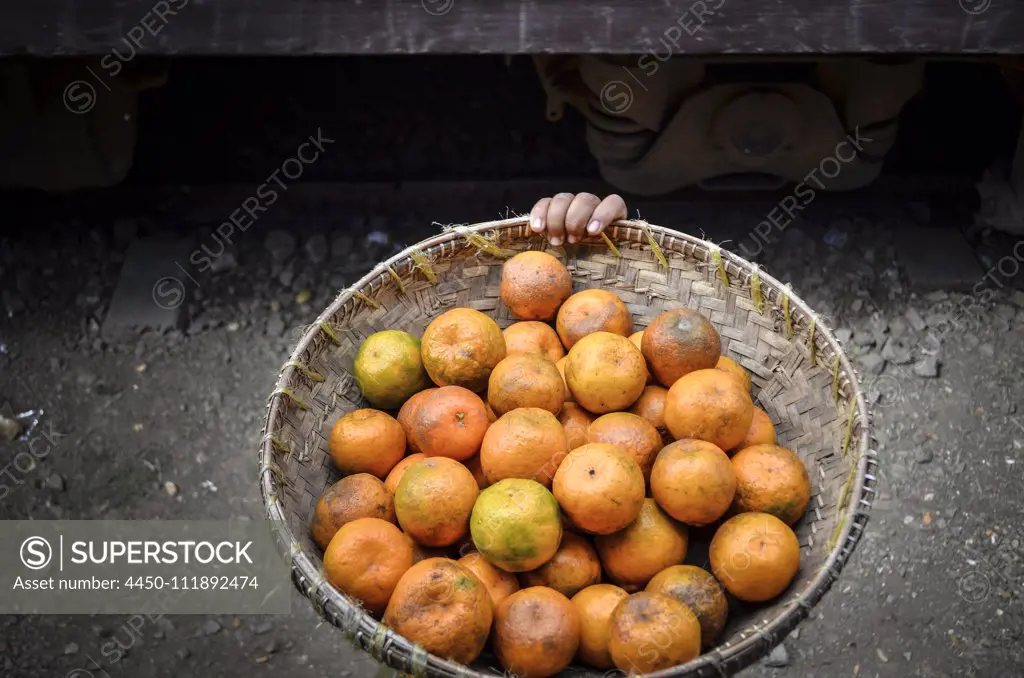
top-left (258, 218), bottom-right (875, 677)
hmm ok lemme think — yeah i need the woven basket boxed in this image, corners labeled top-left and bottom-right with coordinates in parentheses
top-left (258, 217), bottom-right (875, 677)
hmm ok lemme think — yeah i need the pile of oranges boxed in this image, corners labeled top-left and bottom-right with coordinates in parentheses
top-left (311, 250), bottom-right (811, 677)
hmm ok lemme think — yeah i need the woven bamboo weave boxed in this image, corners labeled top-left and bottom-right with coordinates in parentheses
top-left (259, 218), bottom-right (875, 677)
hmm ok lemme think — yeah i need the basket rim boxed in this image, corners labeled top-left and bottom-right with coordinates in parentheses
top-left (259, 217), bottom-right (875, 677)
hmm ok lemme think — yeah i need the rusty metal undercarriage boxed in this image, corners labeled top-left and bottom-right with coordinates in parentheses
top-left (2, 55), bottom-right (1022, 198)
top-left (1, 0), bottom-right (1023, 210)
top-left (534, 55), bottom-right (929, 194)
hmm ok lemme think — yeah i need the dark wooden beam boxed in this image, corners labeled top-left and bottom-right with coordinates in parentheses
top-left (4, 0), bottom-right (1024, 57)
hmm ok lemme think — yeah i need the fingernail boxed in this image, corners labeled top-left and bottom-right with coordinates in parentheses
top-left (587, 220), bottom-right (601, 234)
top-left (531, 218), bottom-right (544, 232)
top-left (550, 237), bottom-right (562, 246)
top-left (567, 235), bottom-right (576, 244)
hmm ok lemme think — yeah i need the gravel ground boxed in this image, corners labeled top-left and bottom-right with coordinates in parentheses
top-left (1, 183), bottom-right (1022, 678)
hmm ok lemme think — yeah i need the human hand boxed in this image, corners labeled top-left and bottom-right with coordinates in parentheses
top-left (528, 193), bottom-right (627, 246)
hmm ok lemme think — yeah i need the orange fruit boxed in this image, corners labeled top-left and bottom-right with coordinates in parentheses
top-left (463, 454), bottom-right (489, 490)
top-left (650, 439), bottom-right (737, 526)
top-left (487, 354), bottom-right (564, 417)
top-left (421, 308), bottom-right (506, 391)
top-left (329, 408), bottom-right (406, 478)
top-left (628, 384), bottom-right (672, 444)
top-left (500, 250), bottom-right (574, 321)
top-left (553, 443), bottom-right (645, 535)
top-left (608, 592), bottom-right (701, 673)
top-left (554, 356), bottom-right (573, 402)
top-left (586, 412), bottom-right (663, 482)
top-left (394, 457), bottom-right (479, 547)
top-left (571, 584), bottom-right (629, 670)
top-left (396, 387), bottom-right (437, 453)
top-left (664, 368), bottom-right (754, 450)
top-left (457, 552), bottom-right (520, 609)
top-left (735, 406), bottom-right (777, 451)
top-left (520, 532), bottom-right (602, 598)
top-left (555, 289), bottom-right (633, 349)
top-left (470, 478), bottom-right (563, 572)
top-left (716, 355), bottom-right (752, 393)
top-left (493, 587), bottom-right (581, 678)
top-left (480, 408), bottom-right (569, 488)
top-left (353, 330), bottom-right (428, 410)
top-left (311, 474), bottom-right (396, 550)
top-left (646, 565), bottom-right (729, 648)
top-left (384, 453), bottom-right (426, 495)
top-left (628, 330), bottom-right (654, 385)
top-left (641, 309), bottom-right (720, 386)
top-left (503, 321), bottom-right (566, 362)
top-left (383, 557), bottom-right (493, 664)
top-left (709, 512), bottom-right (801, 602)
top-left (409, 385), bottom-right (489, 461)
top-left (594, 499), bottom-right (688, 591)
top-left (323, 517), bottom-right (414, 617)
top-left (565, 332), bottom-right (647, 413)
top-left (730, 444), bottom-right (811, 525)
top-left (558, 402), bottom-right (595, 450)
